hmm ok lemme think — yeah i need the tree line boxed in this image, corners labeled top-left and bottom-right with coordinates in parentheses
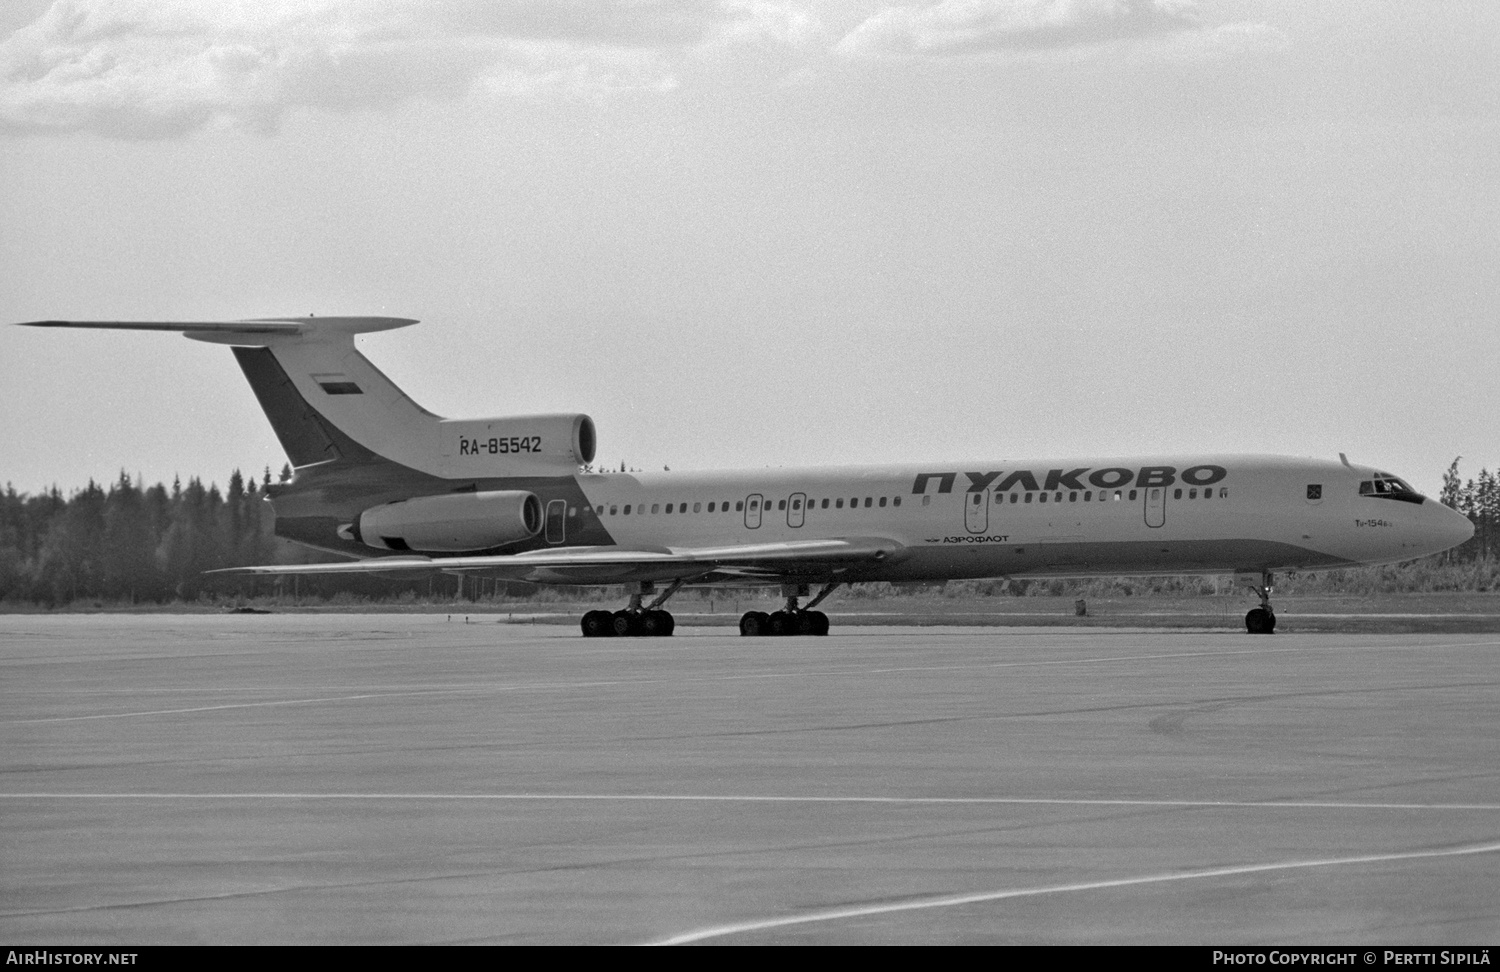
top-left (1440, 458), bottom-right (1499, 564)
top-left (2, 458), bottom-right (1496, 607)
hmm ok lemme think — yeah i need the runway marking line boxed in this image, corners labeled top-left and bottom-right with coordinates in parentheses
top-left (0, 689), bottom-right (470, 724)
top-left (3, 792), bottom-right (1499, 811)
top-left (7, 639), bottom-right (1497, 725)
top-left (645, 838), bottom-right (1500, 945)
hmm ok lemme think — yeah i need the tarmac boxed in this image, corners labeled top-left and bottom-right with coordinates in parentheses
top-left (2, 613), bottom-right (1498, 944)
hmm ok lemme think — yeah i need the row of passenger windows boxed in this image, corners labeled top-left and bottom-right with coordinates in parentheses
top-left (592, 487), bottom-right (1229, 518)
top-left (595, 496), bottom-right (902, 517)
top-left (974, 487), bottom-right (1229, 505)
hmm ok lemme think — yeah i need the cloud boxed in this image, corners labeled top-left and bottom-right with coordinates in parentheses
top-left (0, 1), bottom-right (1284, 137)
top-left (834, 0), bottom-right (1200, 60)
top-left (0, 0), bottom-right (767, 137)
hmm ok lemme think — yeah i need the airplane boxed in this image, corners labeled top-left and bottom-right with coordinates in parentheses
top-left (18, 316), bottom-right (1474, 636)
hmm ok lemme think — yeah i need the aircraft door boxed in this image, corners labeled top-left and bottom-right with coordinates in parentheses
top-left (545, 499), bottom-right (567, 543)
top-left (1144, 487), bottom-right (1166, 528)
top-left (744, 493), bottom-right (763, 529)
top-left (964, 490), bottom-right (989, 534)
top-left (788, 492), bottom-right (806, 528)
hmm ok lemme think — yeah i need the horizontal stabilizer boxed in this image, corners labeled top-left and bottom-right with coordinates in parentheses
top-left (15, 317), bottom-right (418, 345)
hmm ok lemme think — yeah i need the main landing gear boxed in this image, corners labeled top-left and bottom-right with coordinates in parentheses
top-left (740, 583), bottom-right (837, 637)
top-left (581, 580), bottom-right (681, 638)
top-left (1245, 571), bottom-right (1277, 635)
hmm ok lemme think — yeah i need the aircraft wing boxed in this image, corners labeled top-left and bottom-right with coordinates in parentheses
top-left (210, 536), bottom-right (905, 585)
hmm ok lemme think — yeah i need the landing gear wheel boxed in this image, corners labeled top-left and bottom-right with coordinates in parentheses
top-left (809, 611), bottom-right (829, 636)
top-left (639, 610), bottom-right (674, 637)
top-left (794, 611), bottom-right (818, 636)
top-left (740, 611), bottom-right (769, 637)
top-left (1245, 608), bottom-right (1276, 634)
top-left (768, 611), bottom-right (794, 637)
top-left (581, 610), bottom-right (613, 638)
top-left (611, 610), bottom-right (639, 637)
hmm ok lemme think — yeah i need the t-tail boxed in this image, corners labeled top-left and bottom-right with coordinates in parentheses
top-left (16, 317), bottom-right (598, 554)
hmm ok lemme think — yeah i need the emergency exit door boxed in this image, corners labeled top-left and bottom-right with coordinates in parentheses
top-left (1144, 487), bottom-right (1166, 528)
top-left (744, 494), bottom-right (763, 529)
top-left (545, 500), bottom-right (566, 543)
top-left (965, 490), bottom-right (989, 533)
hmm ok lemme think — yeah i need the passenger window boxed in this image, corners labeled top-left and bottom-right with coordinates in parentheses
top-left (1025, 493), bottom-right (1033, 503)
top-left (610, 505), bottom-right (618, 515)
top-left (778, 499), bottom-right (787, 510)
top-left (694, 502), bottom-right (701, 513)
top-left (1113, 491), bottom-right (1121, 501)
top-left (665, 504), bottom-right (673, 514)
top-left (822, 498), bottom-right (830, 509)
top-left (623, 504), bottom-right (631, 514)
top-left (1220, 488), bottom-right (1228, 498)
top-left (1173, 489), bottom-right (1182, 500)
top-left (1040, 492), bottom-right (1048, 503)
top-left (879, 497), bottom-right (887, 508)
top-left (1129, 490), bottom-right (1138, 501)
top-left (569, 507), bottom-right (577, 517)
top-left (1189, 488), bottom-right (1197, 499)
top-left (792, 498), bottom-right (801, 510)
top-left (1084, 491), bottom-right (1092, 501)
top-left (893, 496), bottom-right (901, 507)
top-left (651, 504), bottom-right (659, 514)
top-left (1010, 493), bottom-right (1018, 504)
top-left (749, 500), bottom-right (758, 510)
top-left (1069, 492), bottom-right (1077, 502)
top-left (864, 497), bottom-right (872, 508)
top-left (836, 498), bottom-right (844, 508)
top-left (736, 501), bottom-right (744, 511)
top-left (920, 496), bottom-right (929, 507)
top-left (707, 502), bottom-right (715, 512)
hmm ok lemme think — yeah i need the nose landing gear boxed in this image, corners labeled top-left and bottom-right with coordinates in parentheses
top-left (1244, 572), bottom-right (1277, 634)
top-left (581, 580), bottom-right (681, 638)
top-left (740, 582), bottom-right (837, 637)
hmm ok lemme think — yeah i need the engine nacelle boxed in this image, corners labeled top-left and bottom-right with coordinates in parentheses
top-left (348, 490), bottom-right (542, 553)
top-left (438, 413), bottom-right (596, 475)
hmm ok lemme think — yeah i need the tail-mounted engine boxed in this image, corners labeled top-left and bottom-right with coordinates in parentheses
top-left (438, 413), bottom-right (596, 476)
top-left (341, 490), bottom-right (543, 553)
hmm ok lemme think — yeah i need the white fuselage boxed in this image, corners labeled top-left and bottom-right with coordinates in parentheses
top-left (558, 454), bottom-right (1470, 583)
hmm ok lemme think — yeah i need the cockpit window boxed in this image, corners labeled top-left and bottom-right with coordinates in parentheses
top-left (1358, 476), bottom-right (1424, 504)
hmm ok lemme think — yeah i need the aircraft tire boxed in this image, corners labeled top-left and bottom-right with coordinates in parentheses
top-left (768, 611), bottom-right (793, 636)
top-left (640, 610), bottom-right (674, 637)
top-left (656, 611), bottom-right (675, 636)
top-left (581, 610), bottom-right (613, 638)
top-left (1245, 608), bottom-right (1276, 634)
top-left (611, 610), bottom-right (639, 637)
top-left (794, 611), bottom-right (817, 636)
top-left (739, 611), bottom-right (769, 637)
top-left (809, 611), bottom-right (829, 636)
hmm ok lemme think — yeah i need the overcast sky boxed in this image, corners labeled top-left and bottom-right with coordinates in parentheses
top-left (2, 0), bottom-right (1496, 498)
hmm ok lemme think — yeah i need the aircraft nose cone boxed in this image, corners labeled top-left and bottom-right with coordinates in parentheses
top-left (1425, 502), bottom-right (1474, 555)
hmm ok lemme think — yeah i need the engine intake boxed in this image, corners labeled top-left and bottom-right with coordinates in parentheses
top-left (350, 490), bottom-right (542, 553)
